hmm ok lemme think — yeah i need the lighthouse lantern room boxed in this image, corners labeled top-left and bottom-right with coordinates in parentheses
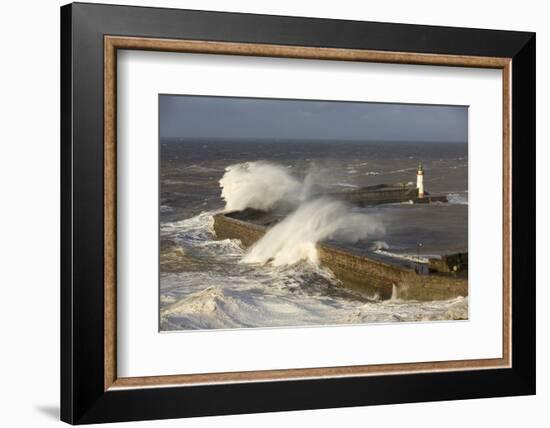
top-left (416, 162), bottom-right (424, 198)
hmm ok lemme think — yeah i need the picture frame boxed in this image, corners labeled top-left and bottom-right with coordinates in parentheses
top-left (60, 2), bottom-right (535, 424)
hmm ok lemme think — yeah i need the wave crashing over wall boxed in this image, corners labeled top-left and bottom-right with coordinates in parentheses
top-left (220, 162), bottom-right (305, 211)
top-left (220, 161), bottom-right (385, 266)
top-left (243, 198), bottom-right (384, 266)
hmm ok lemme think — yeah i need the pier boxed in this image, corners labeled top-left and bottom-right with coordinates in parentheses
top-left (213, 210), bottom-right (468, 301)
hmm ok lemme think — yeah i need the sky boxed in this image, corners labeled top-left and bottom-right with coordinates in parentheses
top-left (159, 95), bottom-right (468, 143)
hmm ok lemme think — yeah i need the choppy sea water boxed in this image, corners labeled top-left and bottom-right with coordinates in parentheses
top-left (160, 140), bottom-right (468, 331)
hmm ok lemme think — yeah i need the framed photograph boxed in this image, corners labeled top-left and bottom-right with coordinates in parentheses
top-left (61, 2), bottom-right (535, 424)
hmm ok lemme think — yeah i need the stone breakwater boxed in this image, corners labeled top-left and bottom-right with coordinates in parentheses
top-left (327, 184), bottom-right (448, 206)
top-left (213, 212), bottom-right (468, 301)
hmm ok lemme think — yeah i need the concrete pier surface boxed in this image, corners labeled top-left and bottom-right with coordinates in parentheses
top-left (326, 183), bottom-right (448, 206)
top-left (213, 211), bottom-right (468, 302)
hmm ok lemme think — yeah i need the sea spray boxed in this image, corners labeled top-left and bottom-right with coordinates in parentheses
top-left (371, 240), bottom-right (389, 251)
top-left (243, 198), bottom-right (384, 266)
top-left (220, 161), bottom-right (386, 266)
top-left (219, 161), bottom-right (345, 212)
top-left (219, 162), bottom-right (304, 211)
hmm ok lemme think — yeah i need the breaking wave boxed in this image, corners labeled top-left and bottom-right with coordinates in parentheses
top-left (244, 198), bottom-right (384, 266)
top-left (221, 161), bottom-right (386, 267)
top-left (371, 240), bottom-right (389, 251)
top-left (159, 210), bottom-right (467, 330)
top-left (219, 162), bottom-right (306, 212)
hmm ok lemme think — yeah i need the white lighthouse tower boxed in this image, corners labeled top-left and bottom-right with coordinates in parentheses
top-left (416, 162), bottom-right (424, 198)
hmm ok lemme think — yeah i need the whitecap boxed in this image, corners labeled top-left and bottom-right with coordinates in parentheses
top-left (447, 193), bottom-right (468, 205)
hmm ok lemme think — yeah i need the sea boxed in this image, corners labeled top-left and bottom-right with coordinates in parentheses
top-left (159, 140), bottom-right (468, 331)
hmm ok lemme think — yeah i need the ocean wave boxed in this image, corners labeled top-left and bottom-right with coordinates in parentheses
top-left (389, 167), bottom-right (416, 174)
top-left (243, 198), bottom-right (384, 266)
top-left (161, 274), bottom-right (469, 329)
top-left (184, 164), bottom-right (223, 173)
top-left (342, 297), bottom-right (468, 323)
top-left (161, 211), bottom-right (216, 241)
top-left (370, 240), bottom-right (389, 251)
top-left (219, 162), bottom-right (304, 211)
top-left (160, 273), bottom-right (469, 330)
top-left (447, 193), bottom-right (468, 205)
top-left (384, 200), bottom-right (414, 206)
top-left (333, 183), bottom-right (359, 188)
top-left (161, 287), bottom-right (246, 330)
top-left (162, 179), bottom-right (186, 185)
top-left (160, 210), bottom-right (467, 331)
top-left (374, 249), bottom-right (433, 264)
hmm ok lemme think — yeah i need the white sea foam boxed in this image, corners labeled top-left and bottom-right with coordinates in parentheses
top-left (371, 240), bottom-right (389, 251)
top-left (334, 183), bottom-right (359, 188)
top-left (160, 211), bottom-right (467, 330)
top-left (388, 167), bottom-right (417, 174)
top-left (219, 162), bottom-right (305, 211)
top-left (219, 161), bottom-right (394, 212)
top-left (342, 296), bottom-right (468, 323)
top-left (243, 198), bottom-right (384, 266)
top-left (370, 239), bottom-right (436, 264)
top-left (220, 161), bottom-right (386, 266)
top-left (374, 249), bottom-right (431, 264)
top-left (447, 193), bottom-right (468, 205)
top-left (161, 281), bottom-right (468, 330)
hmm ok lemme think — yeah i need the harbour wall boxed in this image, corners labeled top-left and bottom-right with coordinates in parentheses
top-left (328, 187), bottom-right (447, 206)
top-left (213, 213), bottom-right (467, 301)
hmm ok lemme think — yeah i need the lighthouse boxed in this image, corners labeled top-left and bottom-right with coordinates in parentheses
top-left (416, 162), bottom-right (424, 198)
